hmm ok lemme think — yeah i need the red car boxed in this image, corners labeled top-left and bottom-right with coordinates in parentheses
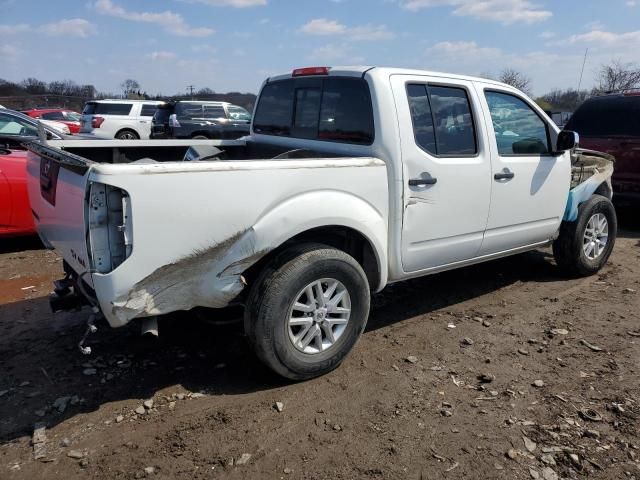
top-left (566, 91), bottom-right (640, 205)
top-left (22, 108), bottom-right (82, 134)
top-left (0, 148), bottom-right (36, 237)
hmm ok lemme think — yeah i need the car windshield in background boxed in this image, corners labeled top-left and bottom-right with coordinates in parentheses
top-left (0, 111), bottom-right (39, 136)
top-left (82, 103), bottom-right (133, 115)
top-left (566, 96), bottom-right (640, 137)
top-left (253, 77), bottom-right (374, 145)
top-left (65, 111), bottom-right (82, 121)
top-left (228, 105), bottom-right (251, 121)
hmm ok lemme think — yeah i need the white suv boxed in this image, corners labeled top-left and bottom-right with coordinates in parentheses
top-left (80, 100), bottom-right (164, 139)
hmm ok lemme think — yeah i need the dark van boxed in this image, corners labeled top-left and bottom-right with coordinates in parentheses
top-left (150, 101), bottom-right (251, 140)
top-left (566, 91), bottom-right (640, 204)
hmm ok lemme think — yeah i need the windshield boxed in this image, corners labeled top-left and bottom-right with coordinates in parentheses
top-left (227, 106), bottom-right (251, 121)
top-left (65, 111), bottom-right (82, 121)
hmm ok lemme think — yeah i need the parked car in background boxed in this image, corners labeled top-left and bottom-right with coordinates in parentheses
top-left (81, 100), bottom-right (164, 139)
top-left (39, 119), bottom-right (71, 135)
top-left (566, 90), bottom-right (640, 205)
top-left (0, 147), bottom-right (35, 237)
top-left (150, 101), bottom-right (251, 139)
top-left (548, 111), bottom-right (572, 128)
top-left (0, 109), bottom-right (71, 149)
top-left (22, 108), bottom-right (82, 133)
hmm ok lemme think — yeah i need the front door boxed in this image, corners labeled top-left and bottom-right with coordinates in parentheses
top-left (475, 87), bottom-right (570, 255)
top-left (391, 75), bottom-right (492, 272)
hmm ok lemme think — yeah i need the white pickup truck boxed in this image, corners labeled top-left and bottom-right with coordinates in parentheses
top-left (26, 66), bottom-right (616, 380)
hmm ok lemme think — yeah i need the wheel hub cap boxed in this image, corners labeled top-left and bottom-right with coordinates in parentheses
top-left (583, 213), bottom-right (609, 260)
top-left (287, 278), bottom-right (351, 355)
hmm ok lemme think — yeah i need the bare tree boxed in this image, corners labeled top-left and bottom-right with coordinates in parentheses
top-left (21, 77), bottom-right (47, 94)
top-left (596, 60), bottom-right (640, 93)
top-left (541, 89), bottom-right (590, 111)
top-left (120, 79), bottom-right (141, 97)
top-left (498, 69), bottom-right (532, 96)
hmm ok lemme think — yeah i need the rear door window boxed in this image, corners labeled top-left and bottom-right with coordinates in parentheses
top-left (175, 103), bottom-right (201, 119)
top-left (140, 104), bottom-right (159, 117)
top-left (93, 103), bottom-right (133, 116)
top-left (407, 84), bottom-right (477, 156)
top-left (253, 77), bottom-right (374, 144)
top-left (566, 96), bottom-right (640, 137)
top-left (203, 105), bottom-right (226, 119)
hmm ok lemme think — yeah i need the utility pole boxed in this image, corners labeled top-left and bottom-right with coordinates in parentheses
top-left (187, 85), bottom-right (195, 100)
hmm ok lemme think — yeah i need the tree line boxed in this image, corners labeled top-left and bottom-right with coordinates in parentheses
top-left (1, 59), bottom-right (638, 114)
top-left (483, 60), bottom-right (640, 112)
top-left (0, 77), bottom-right (257, 112)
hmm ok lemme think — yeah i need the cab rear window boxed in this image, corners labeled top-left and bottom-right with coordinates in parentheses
top-left (253, 77), bottom-right (374, 145)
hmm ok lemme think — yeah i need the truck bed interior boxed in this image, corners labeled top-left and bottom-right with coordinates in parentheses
top-left (54, 140), bottom-right (349, 164)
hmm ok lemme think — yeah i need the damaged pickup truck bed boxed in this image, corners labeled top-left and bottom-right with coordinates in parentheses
top-left (26, 66), bottom-right (616, 380)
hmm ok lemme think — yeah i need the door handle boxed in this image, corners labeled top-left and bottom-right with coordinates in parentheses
top-left (409, 175), bottom-right (437, 186)
top-left (494, 170), bottom-right (515, 180)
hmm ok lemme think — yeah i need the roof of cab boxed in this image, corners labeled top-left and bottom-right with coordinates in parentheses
top-left (266, 65), bottom-right (518, 92)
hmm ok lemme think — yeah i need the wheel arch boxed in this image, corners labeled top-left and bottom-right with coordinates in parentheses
top-left (114, 127), bottom-right (140, 139)
top-left (243, 191), bottom-right (388, 293)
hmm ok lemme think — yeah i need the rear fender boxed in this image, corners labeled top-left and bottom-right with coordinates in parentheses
top-left (107, 190), bottom-right (388, 327)
top-left (250, 190), bottom-right (388, 290)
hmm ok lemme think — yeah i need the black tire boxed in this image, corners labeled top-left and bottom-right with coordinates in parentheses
top-left (191, 134), bottom-right (209, 139)
top-left (553, 194), bottom-right (617, 277)
top-left (244, 244), bottom-right (370, 380)
top-left (115, 129), bottom-right (139, 140)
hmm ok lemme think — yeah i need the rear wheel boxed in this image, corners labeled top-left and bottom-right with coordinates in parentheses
top-left (245, 244), bottom-right (370, 380)
top-left (191, 134), bottom-right (209, 139)
top-left (553, 194), bottom-right (617, 277)
top-left (115, 129), bottom-right (139, 140)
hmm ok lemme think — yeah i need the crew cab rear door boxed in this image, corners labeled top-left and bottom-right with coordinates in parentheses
top-left (391, 74), bottom-right (492, 272)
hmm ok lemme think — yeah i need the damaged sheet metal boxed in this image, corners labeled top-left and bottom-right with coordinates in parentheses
top-left (563, 149), bottom-right (615, 222)
top-left (111, 228), bottom-right (268, 323)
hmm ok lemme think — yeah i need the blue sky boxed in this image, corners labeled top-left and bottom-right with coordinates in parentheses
top-left (1, 0), bottom-right (639, 96)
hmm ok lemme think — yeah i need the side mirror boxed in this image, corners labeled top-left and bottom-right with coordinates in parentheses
top-left (556, 130), bottom-right (579, 152)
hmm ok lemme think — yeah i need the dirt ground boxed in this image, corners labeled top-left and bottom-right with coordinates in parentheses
top-left (0, 213), bottom-right (639, 480)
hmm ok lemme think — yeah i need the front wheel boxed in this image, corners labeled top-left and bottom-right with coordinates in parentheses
top-left (245, 244), bottom-right (370, 380)
top-left (553, 194), bottom-right (617, 277)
